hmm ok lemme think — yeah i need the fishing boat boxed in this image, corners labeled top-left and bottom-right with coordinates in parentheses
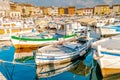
top-left (98, 26), bottom-right (120, 37)
top-left (0, 18), bottom-right (34, 40)
top-left (92, 35), bottom-right (120, 77)
top-left (11, 22), bottom-right (87, 49)
top-left (96, 19), bottom-right (107, 27)
top-left (34, 32), bottom-right (92, 65)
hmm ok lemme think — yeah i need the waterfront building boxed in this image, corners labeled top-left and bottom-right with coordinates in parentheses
top-left (47, 6), bottom-right (58, 16)
top-left (40, 7), bottom-right (49, 15)
top-left (109, 7), bottom-right (113, 15)
top-left (58, 7), bottom-right (64, 15)
top-left (22, 4), bottom-right (35, 17)
top-left (76, 9), bottom-right (83, 16)
top-left (14, 3), bottom-right (22, 16)
top-left (47, 7), bottom-right (53, 15)
top-left (15, 3), bottom-right (35, 17)
top-left (10, 2), bottom-right (21, 19)
top-left (112, 4), bottom-right (120, 15)
top-left (9, 11), bottom-right (21, 19)
top-left (10, 2), bottom-right (17, 11)
top-left (64, 8), bottom-right (68, 15)
top-left (68, 6), bottom-right (76, 15)
top-left (94, 5), bottom-right (110, 15)
top-left (34, 7), bottom-right (43, 17)
top-left (83, 8), bottom-right (93, 16)
top-left (0, 0), bottom-right (10, 11)
top-left (52, 6), bottom-right (58, 16)
top-left (0, 0), bottom-right (10, 17)
top-left (0, 11), bottom-right (5, 17)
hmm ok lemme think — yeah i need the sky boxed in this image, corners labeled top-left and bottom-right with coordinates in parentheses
top-left (11, 0), bottom-right (120, 8)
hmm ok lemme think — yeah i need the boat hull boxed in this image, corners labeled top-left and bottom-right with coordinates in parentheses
top-left (101, 68), bottom-right (120, 78)
top-left (94, 51), bottom-right (120, 77)
top-left (35, 40), bottom-right (92, 66)
top-left (11, 36), bottom-right (77, 49)
top-left (0, 28), bottom-right (32, 41)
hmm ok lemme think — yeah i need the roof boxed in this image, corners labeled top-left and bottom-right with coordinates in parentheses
top-left (113, 4), bottom-right (120, 6)
top-left (77, 8), bottom-right (83, 10)
top-left (68, 6), bottom-right (76, 8)
top-left (83, 8), bottom-right (93, 10)
top-left (18, 3), bottom-right (34, 7)
top-left (95, 5), bottom-right (109, 7)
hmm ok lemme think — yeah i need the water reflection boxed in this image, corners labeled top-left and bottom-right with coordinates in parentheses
top-left (37, 55), bottom-right (93, 80)
top-left (0, 46), bottom-right (111, 80)
top-left (69, 61), bottom-right (92, 77)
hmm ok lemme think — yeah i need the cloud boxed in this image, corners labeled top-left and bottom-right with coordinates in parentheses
top-left (103, 0), bottom-right (113, 4)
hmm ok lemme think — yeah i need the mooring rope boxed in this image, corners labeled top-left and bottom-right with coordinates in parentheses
top-left (0, 60), bottom-right (36, 67)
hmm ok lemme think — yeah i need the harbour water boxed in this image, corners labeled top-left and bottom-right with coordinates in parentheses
top-left (0, 46), bottom-right (103, 80)
top-left (0, 29), bottom-right (120, 80)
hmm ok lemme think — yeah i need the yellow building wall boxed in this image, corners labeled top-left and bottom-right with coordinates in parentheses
top-left (68, 7), bottom-right (75, 15)
top-left (76, 9), bottom-right (83, 16)
top-left (94, 6), bottom-right (110, 15)
top-left (58, 8), bottom-right (64, 15)
top-left (15, 5), bottom-right (23, 15)
top-left (43, 8), bottom-right (48, 15)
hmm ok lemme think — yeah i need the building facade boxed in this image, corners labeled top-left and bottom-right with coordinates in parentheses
top-left (9, 11), bottom-right (21, 19)
top-left (47, 6), bottom-right (58, 16)
top-left (14, 3), bottom-right (36, 17)
top-left (83, 8), bottom-right (93, 16)
top-left (58, 7), bottom-right (64, 15)
top-left (76, 9), bottom-right (83, 16)
top-left (41, 7), bottom-right (49, 15)
top-left (34, 7), bottom-right (43, 16)
top-left (64, 8), bottom-right (68, 15)
top-left (0, 11), bottom-right (5, 17)
top-left (94, 5), bottom-right (110, 15)
top-left (0, 0), bottom-right (10, 11)
top-left (0, 0), bottom-right (10, 17)
top-left (112, 4), bottom-right (120, 15)
top-left (68, 6), bottom-right (76, 15)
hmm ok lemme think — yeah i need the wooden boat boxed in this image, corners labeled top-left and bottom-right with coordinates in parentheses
top-left (0, 27), bottom-right (33, 41)
top-left (11, 22), bottom-right (87, 49)
top-left (11, 31), bottom-right (78, 49)
top-left (92, 35), bottom-right (120, 77)
top-left (34, 35), bottom-right (92, 65)
top-left (99, 26), bottom-right (120, 37)
top-left (37, 50), bottom-right (93, 79)
top-left (0, 18), bottom-right (34, 40)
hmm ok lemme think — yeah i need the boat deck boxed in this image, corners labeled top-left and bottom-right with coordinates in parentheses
top-left (36, 41), bottom-right (86, 56)
top-left (92, 35), bottom-right (120, 50)
top-left (37, 44), bottom-right (77, 56)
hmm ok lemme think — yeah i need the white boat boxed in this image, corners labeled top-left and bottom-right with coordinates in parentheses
top-left (96, 19), bottom-right (107, 27)
top-left (34, 35), bottom-right (92, 65)
top-left (37, 53), bottom-right (92, 78)
top-left (99, 27), bottom-right (120, 37)
top-left (11, 22), bottom-right (87, 49)
top-left (0, 18), bottom-right (34, 40)
top-left (0, 27), bottom-right (33, 41)
top-left (92, 35), bottom-right (120, 77)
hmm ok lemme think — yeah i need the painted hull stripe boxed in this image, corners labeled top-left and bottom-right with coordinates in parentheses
top-left (101, 52), bottom-right (120, 56)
